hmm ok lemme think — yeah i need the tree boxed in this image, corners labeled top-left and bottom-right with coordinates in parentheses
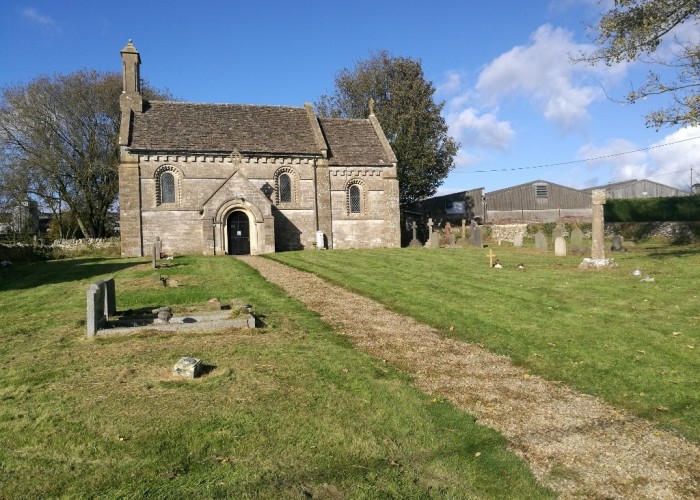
top-left (316, 51), bottom-right (458, 204)
top-left (0, 70), bottom-right (170, 238)
top-left (577, 0), bottom-right (700, 128)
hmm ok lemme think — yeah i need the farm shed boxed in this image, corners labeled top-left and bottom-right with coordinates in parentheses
top-left (485, 180), bottom-right (591, 223)
top-left (401, 188), bottom-right (485, 245)
top-left (582, 179), bottom-right (689, 199)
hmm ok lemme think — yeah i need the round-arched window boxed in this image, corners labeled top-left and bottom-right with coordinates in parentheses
top-left (160, 172), bottom-right (176, 204)
top-left (278, 173), bottom-right (292, 203)
top-left (349, 184), bottom-right (361, 213)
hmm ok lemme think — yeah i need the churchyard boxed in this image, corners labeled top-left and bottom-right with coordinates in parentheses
top-left (0, 236), bottom-right (698, 497)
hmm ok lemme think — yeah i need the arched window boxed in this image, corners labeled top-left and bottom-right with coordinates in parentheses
top-left (349, 185), bottom-right (361, 213)
top-left (274, 167), bottom-right (298, 204)
top-left (160, 172), bottom-right (175, 203)
top-left (154, 165), bottom-right (181, 206)
top-left (278, 173), bottom-right (292, 203)
top-left (346, 180), bottom-right (366, 215)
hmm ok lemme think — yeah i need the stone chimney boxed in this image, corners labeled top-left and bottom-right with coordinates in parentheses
top-left (119, 40), bottom-right (143, 146)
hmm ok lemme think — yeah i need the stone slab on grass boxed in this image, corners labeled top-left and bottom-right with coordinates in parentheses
top-left (173, 357), bottom-right (202, 379)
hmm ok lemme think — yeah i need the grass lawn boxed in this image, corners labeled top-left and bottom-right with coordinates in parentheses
top-left (270, 242), bottom-right (700, 444)
top-left (0, 255), bottom-right (552, 498)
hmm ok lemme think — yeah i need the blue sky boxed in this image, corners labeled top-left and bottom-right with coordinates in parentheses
top-left (1, 0), bottom-right (698, 194)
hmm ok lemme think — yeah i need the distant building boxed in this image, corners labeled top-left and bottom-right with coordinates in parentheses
top-left (400, 188), bottom-right (484, 245)
top-left (581, 179), bottom-right (689, 199)
top-left (485, 180), bottom-right (591, 223)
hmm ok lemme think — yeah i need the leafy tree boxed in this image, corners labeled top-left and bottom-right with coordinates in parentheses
top-left (0, 70), bottom-right (170, 238)
top-left (316, 51), bottom-right (458, 204)
top-left (577, 0), bottom-right (700, 128)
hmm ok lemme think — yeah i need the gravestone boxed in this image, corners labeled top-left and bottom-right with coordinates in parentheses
top-left (156, 237), bottom-right (162, 259)
top-left (469, 221), bottom-right (483, 248)
top-left (534, 231), bottom-right (547, 252)
top-left (173, 357), bottom-right (203, 379)
top-left (152, 243), bottom-right (158, 269)
top-left (431, 231), bottom-right (440, 248)
top-left (86, 284), bottom-right (106, 337)
top-left (425, 218), bottom-right (434, 248)
top-left (513, 234), bottom-right (523, 248)
top-left (408, 221), bottom-right (421, 247)
top-left (552, 224), bottom-right (565, 241)
top-left (86, 278), bottom-right (116, 337)
top-left (444, 222), bottom-right (452, 246)
top-left (554, 236), bottom-right (567, 256)
top-left (570, 227), bottom-right (584, 252)
top-left (459, 219), bottom-right (467, 246)
top-left (611, 234), bottom-right (624, 252)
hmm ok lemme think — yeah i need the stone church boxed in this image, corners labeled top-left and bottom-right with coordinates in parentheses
top-left (117, 41), bottom-right (400, 257)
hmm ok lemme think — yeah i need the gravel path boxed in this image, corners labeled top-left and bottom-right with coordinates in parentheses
top-left (241, 255), bottom-right (700, 499)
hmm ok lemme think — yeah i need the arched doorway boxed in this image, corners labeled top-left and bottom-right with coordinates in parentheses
top-left (227, 211), bottom-right (250, 255)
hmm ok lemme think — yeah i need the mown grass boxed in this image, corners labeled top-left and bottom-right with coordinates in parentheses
top-left (0, 255), bottom-right (552, 498)
top-left (270, 242), bottom-right (700, 444)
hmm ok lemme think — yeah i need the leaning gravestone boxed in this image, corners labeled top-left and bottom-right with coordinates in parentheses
top-left (570, 227), bottom-right (584, 252)
top-left (470, 222), bottom-right (483, 248)
top-left (534, 231), bottom-right (547, 252)
top-left (554, 236), bottom-right (567, 256)
top-left (611, 234), bottom-right (624, 252)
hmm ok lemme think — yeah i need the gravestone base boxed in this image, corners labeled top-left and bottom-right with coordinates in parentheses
top-left (173, 357), bottom-right (203, 379)
top-left (578, 258), bottom-right (617, 269)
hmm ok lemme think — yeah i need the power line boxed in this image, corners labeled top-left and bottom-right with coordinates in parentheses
top-left (452, 135), bottom-right (700, 174)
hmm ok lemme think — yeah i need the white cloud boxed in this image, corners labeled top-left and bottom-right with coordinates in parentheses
top-left (648, 126), bottom-right (700, 189)
top-left (437, 71), bottom-right (462, 96)
top-left (475, 24), bottom-right (626, 129)
top-left (578, 138), bottom-right (651, 181)
top-left (577, 126), bottom-right (700, 189)
top-left (447, 107), bottom-right (514, 150)
top-left (21, 7), bottom-right (56, 26)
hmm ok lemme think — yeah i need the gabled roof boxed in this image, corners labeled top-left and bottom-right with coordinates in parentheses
top-left (320, 118), bottom-right (394, 166)
top-left (129, 101), bottom-right (321, 155)
top-left (485, 179), bottom-right (581, 197)
top-left (582, 178), bottom-right (684, 193)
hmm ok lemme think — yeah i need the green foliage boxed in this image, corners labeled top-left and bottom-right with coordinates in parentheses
top-left (316, 51), bottom-right (459, 204)
top-left (0, 256), bottom-right (551, 498)
top-left (605, 195), bottom-right (700, 222)
top-left (576, 0), bottom-right (700, 127)
top-left (273, 245), bottom-right (700, 444)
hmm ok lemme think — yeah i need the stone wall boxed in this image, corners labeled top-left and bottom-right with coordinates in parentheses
top-left (120, 153), bottom-right (400, 255)
top-left (490, 224), bottom-right (528, 244)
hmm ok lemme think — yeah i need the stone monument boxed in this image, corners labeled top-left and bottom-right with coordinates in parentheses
top-left (579, 189), bottom-right (616, 268)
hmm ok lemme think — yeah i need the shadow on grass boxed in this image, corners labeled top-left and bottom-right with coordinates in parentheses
top-left (646, 245), bottom-right (700, 259)
top-left (0, 257), bottom-right (143, 291)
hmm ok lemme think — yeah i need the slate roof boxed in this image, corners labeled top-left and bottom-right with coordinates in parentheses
top-left (320, 118), bottom-right (393, 166)
top-left (128, 101), bottom-right (395, 166)
top-left (129, 101), bottom-right (321, 155)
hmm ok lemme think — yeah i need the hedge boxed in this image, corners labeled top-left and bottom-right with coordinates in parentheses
top-left (605, 195), bottom-right (700, 222)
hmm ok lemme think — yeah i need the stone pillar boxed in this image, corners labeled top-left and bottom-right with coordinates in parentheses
top-left (314, 159), bottom-right (333, 249)
top-left (591, 189), bottom-right (606, 260)
top-left (383, 167), bottom-right (401, 248)
top-left (118, 151), bottom-right (143, 257)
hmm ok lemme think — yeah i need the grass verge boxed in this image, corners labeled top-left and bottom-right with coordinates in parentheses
top-left (270, 243), bottom-right (700, 444)
top-left (0, 255), bottom-right (552, 498)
